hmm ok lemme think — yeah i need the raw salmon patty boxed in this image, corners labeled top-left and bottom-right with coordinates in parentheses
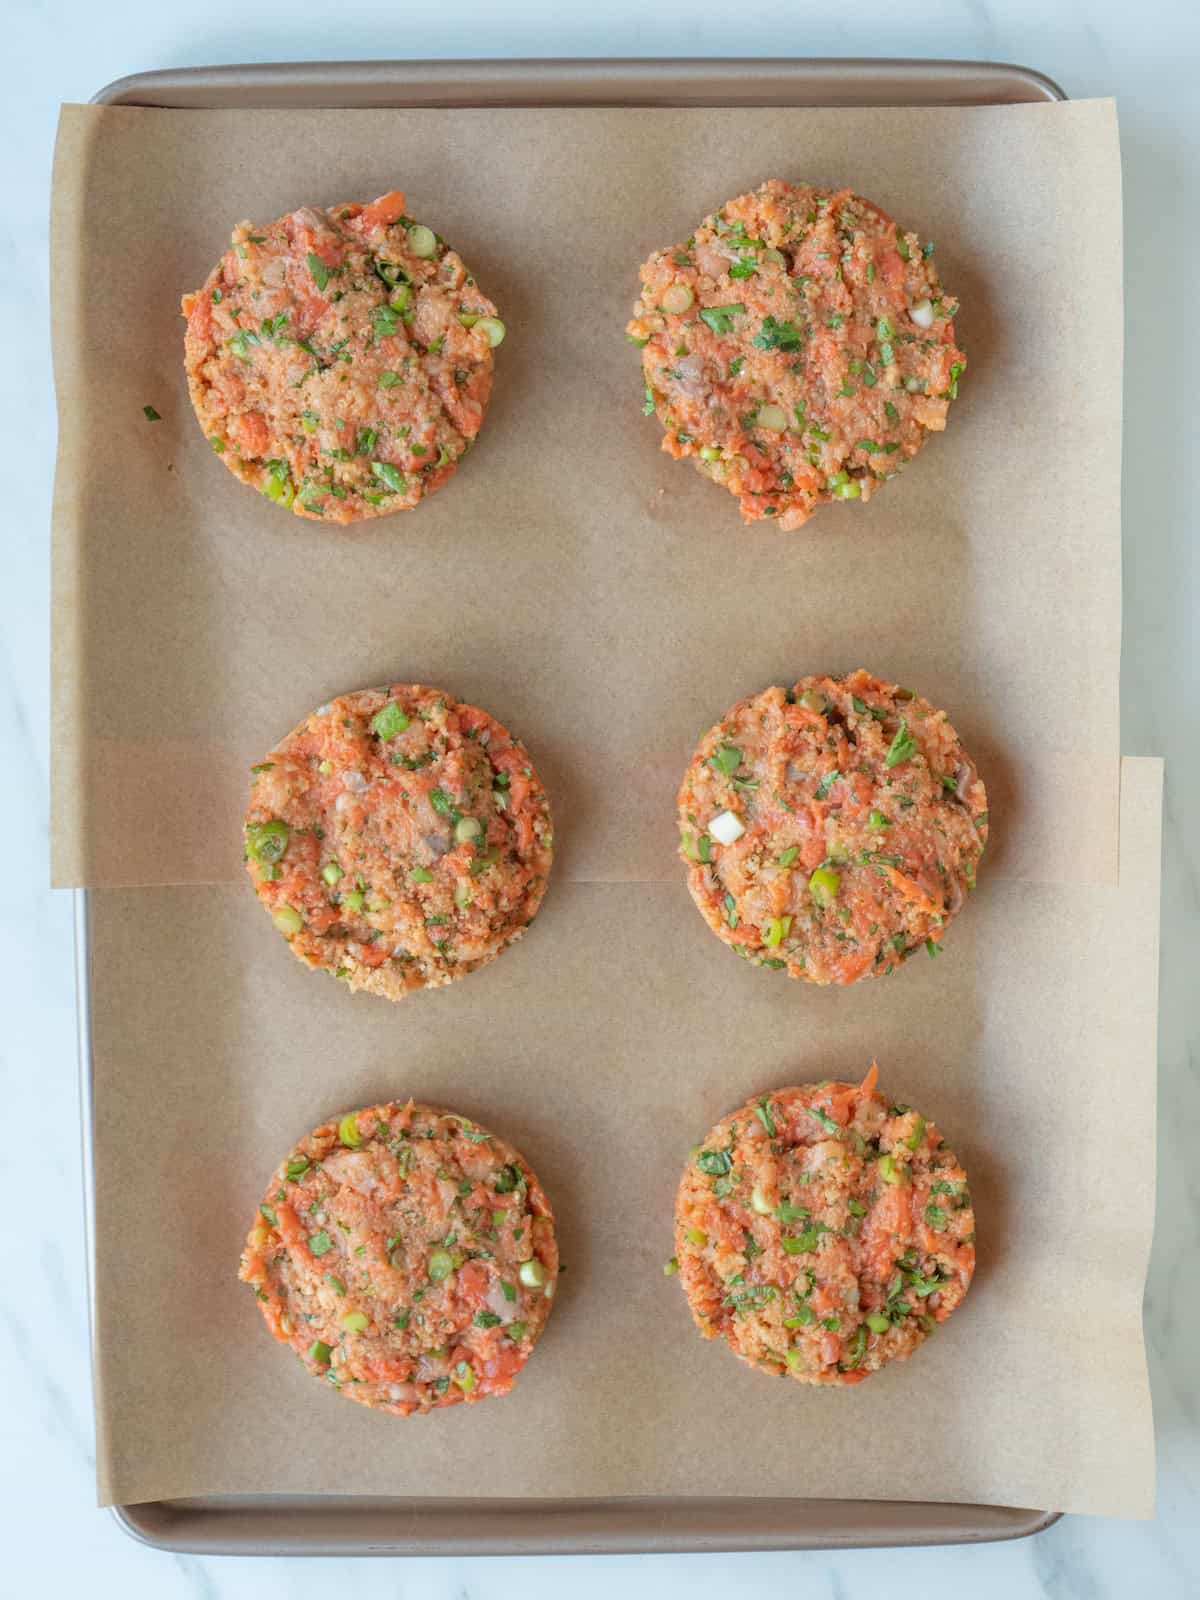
top-left (182, 190), bottom-right (504, 522)
top-left (677, 670), bottom-right (987, 984)
top-left (244, 685), bottom-right (553, 999)
top-left (240, 1101), bottom-right (558, 1415)
top-left (628, 179), bottom-right (965, 529)
top-left (672, 1066), bottom-right (975, 1385)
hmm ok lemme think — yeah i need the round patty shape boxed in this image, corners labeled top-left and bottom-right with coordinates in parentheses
top-left (677, 670), bottom-right (987, 985)
top-left (240, 1101), bottom-right (558, 1416)
top-left (244, 685), bottom-right (553, 999)
top-left (627, 179), bottom-right (965, 529)
top-left (674, 1066), bottom-right (975, 1386)
top-left (181, 190), bottom-right (504, 523)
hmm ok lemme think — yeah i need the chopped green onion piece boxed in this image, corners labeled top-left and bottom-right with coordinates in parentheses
top-left (410, 866), bottom-right (434, 883)
top-left (518, 1258), bottom-right (546, 1289)
top-left (143, 404), bottom-right (161, 421)
top-left (306, 253), bottom-right (329, 291)
top-left (878, 1153), bottom-right (906, 1186)
top-left (696, 1147), bottom-right (732, 1176)
top-left (866, 1312), bottom-right (891, 1334)
top-left (388, 284), bottom-right (411, 312)
top-left (405, 222), bottom-right (437, 257)
top-left (698, 304), bottom-right (745, 334)
top-left (341, 889), bottom-right (365, 913)
top-left (752, 315), bottom-right (804, 352)
top-left (259, 1203), bottom-right (278, 1226)
top-left (906, 1114), bottom-right (927, 1150)
top-left (324, 1273), bottom-right (346, 1296)
top-left (308, 1340), bottom-right (332, 1365)
top-left (808, 867), bottom-right (841, 905)
top-left (475, 316), bottom-right (506, 347)
top-left (371, 701), bottom-right (410, 740)
top-left (452, 1360), bottom-right (475, 1391)
top-left (322, 860), bottom-right (343, 885)
top-left (827, 470), bottom-right (861, 500)
top-left (272, 905), bottom-right (302, 936)
top-left (778, 846), bottom-right (799, 867)
top-left (341, 1311), bottom-right (368, 1333)
top-left (848, 1200), bottom-right (867, 1217)
top-left (867, 810), bottom-right (889, 832)
top-left (428, 1249), bottom-right (454, 1282)
top-left (885, 718), bottom-right (917, 768)
top-left (698, 445), bottom-right (722, 461)
top-left (784, 1305), bottom-right (815, 1328)
top-left (339, 1112), bottom-right (362, 1148)
top-left (246, 818), bottom-right (290, 865)
top-left (842, 1327), bottom-right (868, 1368)
top-left (762, 915), bottom-right (792, 948)
top-left (507, 1321), bottom-right (528, 1341)
top-left (661, 283), bottom-right (694, 314)
top-left (663, 1256), bottom-right (680, 1276)
top-left (782, 1231), bottom-right (818, 1255)
top-left (371, 460), bottom-right (406, 494)
top-left (454, 816), bottom-right (483, 843)
top-left (473, 1310), bottom-right (502, 1328)
top-left (685, 1228), bottom-right (708, 1248)
top-left (308, 1231), bottom-right (333, 1256)
top-left (262, 470), bottom-right (295, 508)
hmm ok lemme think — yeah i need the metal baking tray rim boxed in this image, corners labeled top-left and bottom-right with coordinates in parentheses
top-left (92, 55), bottom-right (1066, 110)
top-left (75, 53), bottom-right (1064, 1555)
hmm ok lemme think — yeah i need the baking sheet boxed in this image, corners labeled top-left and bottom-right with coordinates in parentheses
top-left (53, 85), bottom-right (1156, 1526)
top-left (51, 96), bottom-right (1123, 892)
top-left (86, 756), bottom-right (1159, 1519)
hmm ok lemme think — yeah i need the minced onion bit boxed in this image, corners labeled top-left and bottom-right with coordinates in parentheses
top-left (709, 809), bottom-right (746, 846)
top-left (909, 299), bottom-right (935, 329)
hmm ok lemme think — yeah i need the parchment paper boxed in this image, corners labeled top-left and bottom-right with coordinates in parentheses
top-left (53, 95), bottom-right (1156, 1521)
top-left (88, 757), bottom-right (1160, 1518)
top-left (51, 98), bottom-right (1123, 891)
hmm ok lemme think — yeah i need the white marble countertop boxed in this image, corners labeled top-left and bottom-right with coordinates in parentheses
top-left (5, 1), bottom-right (1196, 1593)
